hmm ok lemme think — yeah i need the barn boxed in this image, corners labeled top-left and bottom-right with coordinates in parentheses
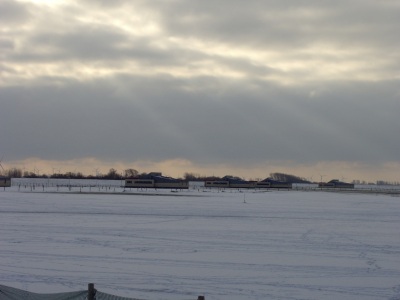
top-left (255, 178), bottom-right (292, 189)
top-left (319, 179), bottom-right (354, 189)
top-left (124, 172), bottom-right (188, 189)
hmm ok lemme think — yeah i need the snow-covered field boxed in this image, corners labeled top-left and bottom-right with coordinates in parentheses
top-left (1, 182), bottom-right (400, 300)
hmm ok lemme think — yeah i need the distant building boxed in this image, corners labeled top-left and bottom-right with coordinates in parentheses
top-left (204, 180), bottom-right (230, 188)
top-left (318, 179), bottom-right (354, 189)
top-left (124, 172), bottom-right (188, 189)
top-left (255, 178), bottom-right (292, 189)
top-left (204, 176), bottom-right (255, 189)
top-left (204, 176), bottom-right (291, 189)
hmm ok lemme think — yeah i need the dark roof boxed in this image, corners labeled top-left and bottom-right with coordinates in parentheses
top-left (136, 173), bottom-right (184, 183)
top-left (327, 179), bottom-right (352, 185)
top-left (222, 176), bottom-right (250, 184)
top-left (260, 178), bottom-right (287, 184)
top-left (319, 179), bottom-right (354, 188)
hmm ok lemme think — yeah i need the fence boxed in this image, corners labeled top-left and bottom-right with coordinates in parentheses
top-left (0, 283), bottom-right (205, 300)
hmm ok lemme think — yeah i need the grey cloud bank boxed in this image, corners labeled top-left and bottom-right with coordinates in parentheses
top-left (1, 0), bottom-right (400, 181)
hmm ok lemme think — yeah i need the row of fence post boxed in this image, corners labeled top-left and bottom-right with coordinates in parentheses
top-left (87, 283), bottom-right (205, 300)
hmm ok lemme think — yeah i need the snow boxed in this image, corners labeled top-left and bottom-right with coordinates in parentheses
top-left (1, 181), bottom-right (400, 300)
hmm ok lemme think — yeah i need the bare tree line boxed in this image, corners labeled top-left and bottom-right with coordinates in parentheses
top-left (2, 167), bottom-right (400, 185)
top-left (1, 167), bottom-right (140, 180)
top-left (1, 166), bottom-right (312, 183)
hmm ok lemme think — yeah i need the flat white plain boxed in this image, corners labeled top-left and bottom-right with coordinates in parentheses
top-left (1, 182), bottom-right (400, 300)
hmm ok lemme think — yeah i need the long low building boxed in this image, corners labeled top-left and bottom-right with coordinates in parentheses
top-left (125, 172), bottom-right (188, 189)
top-left (204, 176), bottom-right (255, 188)
top-left (319, 179), bottom-right (354, 189)
top-left (204, 176), bottom-right (292, 189)
top-left (255, 178), bottom-right (292, 189)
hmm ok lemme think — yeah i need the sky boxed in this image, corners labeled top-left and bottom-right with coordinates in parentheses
top-left (1, 0), bottom-right (400, 182)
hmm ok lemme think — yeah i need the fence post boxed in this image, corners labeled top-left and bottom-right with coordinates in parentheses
top-left (88, 283), bottom-right (96, 300)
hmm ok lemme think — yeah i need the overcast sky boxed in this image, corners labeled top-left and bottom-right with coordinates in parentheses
top-left (1, 0), bottom-right (400, 182)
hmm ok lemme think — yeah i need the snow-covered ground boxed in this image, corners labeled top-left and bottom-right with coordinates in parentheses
top-left (1, 182), bottom-right (400, 300)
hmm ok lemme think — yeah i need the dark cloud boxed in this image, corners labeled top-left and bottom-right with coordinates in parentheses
top-left (1, 75), bottom-right (399, 166)
top-left (0, 0), bottom-right (30, 24)
top-left (156, 0), bottom-right (400, 50)
top-left (8, 23), bottom-right (202, 69)
top-left (0, 38), bottom-right (14, 51)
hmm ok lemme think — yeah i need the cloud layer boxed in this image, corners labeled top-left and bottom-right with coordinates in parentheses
top-left (1, 0), bottom-right (400, 181)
